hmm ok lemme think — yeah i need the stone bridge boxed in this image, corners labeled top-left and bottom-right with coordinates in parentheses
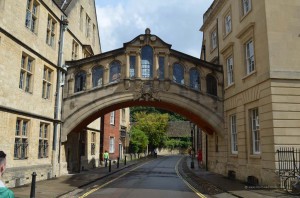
top-left (62, 29), bottom-right (224, 142)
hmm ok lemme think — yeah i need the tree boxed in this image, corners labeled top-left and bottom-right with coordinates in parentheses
top-left (130, 106), bottom-right (186, 122)
top-left (134, 112), bottom-right (169, 150)
top-left (129, 127), bottom-right (148, 153)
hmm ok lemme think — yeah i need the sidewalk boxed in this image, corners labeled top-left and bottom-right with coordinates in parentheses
top-left (12, 158), bottom-right (146, 198)
top-left (185, 157), bottom-right (291, 198)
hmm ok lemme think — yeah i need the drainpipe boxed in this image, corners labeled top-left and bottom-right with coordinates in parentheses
top-left (53, 15), bottom-right (68, 173)
top-left (216, 18), bottom-right (220, 64)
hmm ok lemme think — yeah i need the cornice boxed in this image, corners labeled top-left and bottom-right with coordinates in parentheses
top-left (200, 0), bottom-right (227, 31)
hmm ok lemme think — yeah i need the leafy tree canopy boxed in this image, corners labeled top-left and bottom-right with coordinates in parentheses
top-left (129, 127), bottom-right (148, 153)
top-left (130, 106), bottom-right (186, 122)
top-left (133, 112), bottom-right (169, 149)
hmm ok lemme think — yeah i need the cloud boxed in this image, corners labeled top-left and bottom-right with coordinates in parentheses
top-left (96, 0), bottom-right (213, 58)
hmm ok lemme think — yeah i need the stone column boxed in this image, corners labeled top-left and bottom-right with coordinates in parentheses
top-left (136, 51), bottom-right (141, 78)
top-left (153, 52), bottom-right (159, 79)
top-left (165, 53), bottom-right (170, 80)
top-left (103, 63), bottom-right (109, 84)
top-left (125, 52), bottom-right (130, 79)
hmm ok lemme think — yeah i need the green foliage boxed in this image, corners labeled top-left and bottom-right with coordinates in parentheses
top-left (130, 106), bottom-right (186, 122)
top-left (129, 127), bottom-right (148, 153)
top-left (134, 112), bottom-right (169, 149)
top-left (165, 138), bottom-right (191, 150)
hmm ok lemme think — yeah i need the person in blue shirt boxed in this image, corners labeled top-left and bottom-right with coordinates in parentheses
top-left (0, 151), bottom-right (14, 198)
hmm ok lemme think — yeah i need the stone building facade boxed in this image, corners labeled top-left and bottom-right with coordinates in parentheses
top-left (200, 0), bottom-right (300, 186)
top-left (0, 0), bottom-right (101, 187)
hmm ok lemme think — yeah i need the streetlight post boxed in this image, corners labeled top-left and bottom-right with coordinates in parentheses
top-left (190, 122), bottom-right (195, 169)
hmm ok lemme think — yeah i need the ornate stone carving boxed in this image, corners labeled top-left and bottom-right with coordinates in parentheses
top-left (133, 81), bottom-right (161, 101)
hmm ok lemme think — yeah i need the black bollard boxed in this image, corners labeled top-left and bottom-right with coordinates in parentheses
top-left (30, 172), bottom-right (37, 198)
top-left (109, 160), bottom-right (111, 172)
top-left (117, 157), bottom-right (119, 168)
top-left (124, 156), bottom-right (127, 165)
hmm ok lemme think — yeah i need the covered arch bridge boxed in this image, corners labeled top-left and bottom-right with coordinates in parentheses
top-left (62, 29), bottom-right (224, 142)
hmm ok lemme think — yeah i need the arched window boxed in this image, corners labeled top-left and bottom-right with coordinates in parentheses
top-left (173, 63), bottom-right (184, 85)
top-left (74, 71), bottom-right (86, 92)
top-left (92, 66), bottom-right (104, 87)
top-left (190, 68), bottom-right (200, 90)
top-left (141, 45), bottom-right (153, 78)
top-left (206, 74), bottom-right (217, 96)
top-left (109, 61), bottom-right (121, 82)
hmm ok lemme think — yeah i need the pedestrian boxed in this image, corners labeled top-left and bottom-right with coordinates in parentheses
top-left (197, 149), bottom-right (203, 168)
top-left (154, 148), bottom-right (157, 158)
top-left (0, 151), bottom-right (15, 198)
top-left (103, 150), bottom-right (109, 167)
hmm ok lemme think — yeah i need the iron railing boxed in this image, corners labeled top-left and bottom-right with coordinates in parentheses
top-left (277, 147), bottom-right (300, 177)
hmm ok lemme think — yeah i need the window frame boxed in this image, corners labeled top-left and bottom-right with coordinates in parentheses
top-left (42, 66), bottom-right (53, 99)
top-left (110, 111), bottom-right (115, 125)
top-left (250, 108), bottom-right (260, 154)
top-left (226, 55), bottom-right (234, 86)
top-left (245, 39), bottom-right (255, 74)
top-left (14, 118), bottom-right (29, 160)
top-left (46, 15), bottom-right (56, 48)
top-left (38, 122), bottom-right (49, 158)
top-left (109, 136), bottom-right (115, 153)
top-left (91, 132), bottom-right (96, 155)
top-left (19, 54), bottom-right (34, 93)
top-left (211, 29), bottom-right (217, 51)
top-left (72, 40), bottom-right (79, 60)
top-left (242, 0), bottom-right (252, 17)
top-left (230, 114), bottom-right (238, 154)
top-left (224, 12), bottom-right (232, 36)
top-left (25, 0), bottom-right (39, 33)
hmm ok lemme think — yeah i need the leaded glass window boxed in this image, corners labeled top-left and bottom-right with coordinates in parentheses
top-left (109, 62), bottom-right (121, 82)
top-left (189, 68), bottom-right (200, 90)
top-left (92, 66), bottom-right (104, 87)
top-left (159, 57), bottom-right (164, 80)
top-left (74, 71), bottom-right (86, 92)
top-left (173, 63), bottom-right (184, 85)
top-left (206, 74), bottom-right (217, 96)
top-left (141, 45), bottom-right (153, 78)
top-left (130, 56), bottom-right (136, 78)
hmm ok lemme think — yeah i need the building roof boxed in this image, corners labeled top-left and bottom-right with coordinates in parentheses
top-left (166, 121), bottom-right (191, 137)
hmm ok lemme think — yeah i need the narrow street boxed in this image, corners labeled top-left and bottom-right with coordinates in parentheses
top-left (75, 156), bottom-right (203, 198)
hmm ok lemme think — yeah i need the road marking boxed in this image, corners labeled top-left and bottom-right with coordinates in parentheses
top-left (175, 157), bottom-right (207, 198)
top-left (79, 161), bottom-right (151, 198)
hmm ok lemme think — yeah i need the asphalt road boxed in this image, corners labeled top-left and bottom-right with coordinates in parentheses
top-left (79, 156), bottom-right (202, 198)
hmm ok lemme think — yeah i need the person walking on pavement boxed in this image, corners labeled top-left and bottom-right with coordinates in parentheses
top-left (103, 150), bottom-right (109, 167)
top-left (197, 149), bottom-right (203, 168)
top-left (0, 151), bottom-right (15, 198)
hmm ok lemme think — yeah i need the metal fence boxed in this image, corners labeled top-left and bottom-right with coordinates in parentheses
top-left (277, 147), bottom-right (300, 177)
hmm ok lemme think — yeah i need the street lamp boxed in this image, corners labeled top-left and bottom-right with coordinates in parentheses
top-left (190, 122), bottom-right (195, 169)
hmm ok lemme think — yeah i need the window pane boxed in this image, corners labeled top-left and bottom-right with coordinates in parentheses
top-left (109, 62), bottom-right (121, 82)
top-left (130, 56), bottom-right (136, 78)
top-left (75, 71), bottom-right (86, 92)
top-left (141, 45), bottom-right (153, 78)
top-left (173, 63), bottom-right (184, 84)
top-left (92, 66), bottom-right (104, 87)
top-left (189, 68), bottom-right (200, 90)
top-left (206, 75), bottom-right (217, 96)
top-left (16, 120), bottom-right (21, 136)
top-left (19, 72), bottom-right (25, 89)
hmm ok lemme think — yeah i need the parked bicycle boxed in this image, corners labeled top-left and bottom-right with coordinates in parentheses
top-left (284, 172), bottom-right (300, 195)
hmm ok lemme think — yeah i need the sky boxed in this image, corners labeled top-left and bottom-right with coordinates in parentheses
top-left (95, 0), bottom-right (214, 58)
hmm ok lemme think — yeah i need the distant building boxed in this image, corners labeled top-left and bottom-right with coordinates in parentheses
top-left (200, 0), bottom-right (300, 186)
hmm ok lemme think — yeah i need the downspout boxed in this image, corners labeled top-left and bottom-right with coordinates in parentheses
top-left (216, 18), bottom-right (220, 64)
top-left (53, 15), bottom-right (68, 172)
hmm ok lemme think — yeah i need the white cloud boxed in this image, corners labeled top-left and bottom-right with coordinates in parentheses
top-left (96, 0), bottom-right (214, 57)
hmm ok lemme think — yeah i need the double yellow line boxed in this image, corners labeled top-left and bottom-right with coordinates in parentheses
top-left (175, 157), bottom-right (207, 198)
top-left (79, 161), bottom-right (151, 198)
top-left (80, 157), bottom-right (206, 198)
